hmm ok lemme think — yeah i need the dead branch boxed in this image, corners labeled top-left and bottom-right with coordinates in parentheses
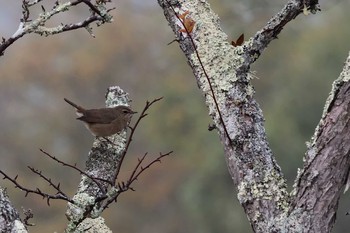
top-left (0, 170), bottom-right (73, 205)
top-left (113, 97), bottom-right (164, 184)
top-left (100, 151), bottom-right (173, 210)
top-left (0, 0), bottom-right (115, 56)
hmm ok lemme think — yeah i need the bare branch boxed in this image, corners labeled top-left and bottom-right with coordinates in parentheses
top-left (240, 0), bottom-right (320, 72)
top-left (0, 170), bottom-right (73, 205)
top-left (39, 149), bottom-right (112, 190)
top-left (128, 151), bottom-right (173, 185)
top-left (0, 0), bottom-right (115, 56)
top-left (101, 151), bottom-right (173, 210)
top-left (27, 0), bottom-right (44, 7)
top-left (112, 97), bottom-right (164, 184)
top-left (27, 166), bottom-right (66, 196)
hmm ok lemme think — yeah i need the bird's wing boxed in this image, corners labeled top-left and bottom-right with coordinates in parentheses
top-left (77, 108), bottom-right (116, 124)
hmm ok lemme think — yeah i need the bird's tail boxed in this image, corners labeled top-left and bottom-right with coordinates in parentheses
top-left (64, 98), bottom-right (84, 111)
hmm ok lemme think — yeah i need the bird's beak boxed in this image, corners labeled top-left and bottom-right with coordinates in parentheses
top-left (131, 111), bottom-right (138, 114)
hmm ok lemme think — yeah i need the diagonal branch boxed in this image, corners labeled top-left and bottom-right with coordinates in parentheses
top-left (289, 52), bottom-right (350, 232)
top-left (27, 166), bottom-right (66, 196)
top-left (39, 149), bottom-right (112, 190)
top-left (127, 151), bottom-right (173, 186)
top-left (0, 170), bottom-right (73, 205)
top-left (240, 0), bottom-right (320, 72)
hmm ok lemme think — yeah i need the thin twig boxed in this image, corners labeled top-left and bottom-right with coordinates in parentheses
top-left (128, 151), bottom-right (173, 185)
top-left (0, 170), bottom-right (73, 205)
top-left (127, 153), bottom-right (148, 185)
top-left (102, 151), bottom-right (173, 210)
top-left (27, 166), bottom-right (65, 196)
top-left (39, 149), bottom-right (112, 191)
top-left (0, 0), bottom-right (114, 56)
top-left (112, 97), bottom-right (164, 185)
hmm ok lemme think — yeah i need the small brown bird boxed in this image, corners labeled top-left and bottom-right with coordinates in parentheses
top-left (64, 98), bottom-right (137, 137)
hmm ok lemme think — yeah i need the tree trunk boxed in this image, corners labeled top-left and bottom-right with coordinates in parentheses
top-left (157, 0), bottom-right (350, 232)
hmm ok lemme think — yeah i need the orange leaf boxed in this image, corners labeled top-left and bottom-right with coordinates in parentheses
top-left (179, 11), bottom-right (190, 21)
top-left (179, 17), bottom-right (195, 33)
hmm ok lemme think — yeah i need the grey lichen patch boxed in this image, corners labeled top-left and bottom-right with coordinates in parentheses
top-left (92, 131), bottom-right (127, 152)
top-left (279, 207), bottom-right (312, 233)
top-left (106, 86), bottom-right (131, 107)
top-left (66, 193), bottom-right (96, 222)
top-left (237, 169), bottom-right (289, 212)
top-left (105, 186), bottom-right (119, 201)
top-left (245, 84), bottom-right (255, 97)
top-left (35, 25), bottom-right (65, 36)
top-left (265, 211), bottom-right (306, 233)
top-left (343, 69), bottom-right (350, 82)
top-left (78, 174), bottom-right (106, 196)
top-left (291, 168), bottom-right (303, 196)
top-left (233, 45), bottom-right (245, 56)
top-left (178, 0), bottom-right (239, 94)
top-left (54, 2), bottom-right (71, 13)
top-left (24, 2), bottom-right (71, 33)
top-left (305, 146), bottom-right (317, 163)
top-left (76, 217), bottom-right (112, 233)
top-left (93, 187), bottom-right (119, 215)
top-left (13, 220), bottom-right (28, 233)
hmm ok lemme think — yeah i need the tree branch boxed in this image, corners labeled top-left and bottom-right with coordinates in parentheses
top-left (39, 149), bottom-right (112, 190)
top-left (0, 187), bottom-right (28, 232)
top-left (113, 97), bottom-right (164, 184)
top-left (0, 0), bottom-right (114, 56)
top-left (289, 52), bottom-right (350, 232)
top-left (0, 170), bottom-right (73, 205)
top-left (99, 151), bottom-right (173, 211)
top-left (239, 0), bottom-right (319, 73)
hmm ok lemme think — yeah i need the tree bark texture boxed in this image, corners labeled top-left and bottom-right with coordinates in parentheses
top-left (157, 0), bottom-right (349, 232)
top-left (0, 187), bottom-right (27, 233)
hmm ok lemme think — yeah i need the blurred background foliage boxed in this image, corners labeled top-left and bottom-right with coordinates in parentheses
top-left (0, 0), bottom-right (349, 232)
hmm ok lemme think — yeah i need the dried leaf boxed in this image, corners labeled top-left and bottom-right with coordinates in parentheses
top-left (179, 11), bottom-right (189, 21)
top-left (179, 17), bottom-right (195, 33)
top-left (178, 11), bottom-right (195, 34)
top-left (231, 33), bottom-right (244, 47)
